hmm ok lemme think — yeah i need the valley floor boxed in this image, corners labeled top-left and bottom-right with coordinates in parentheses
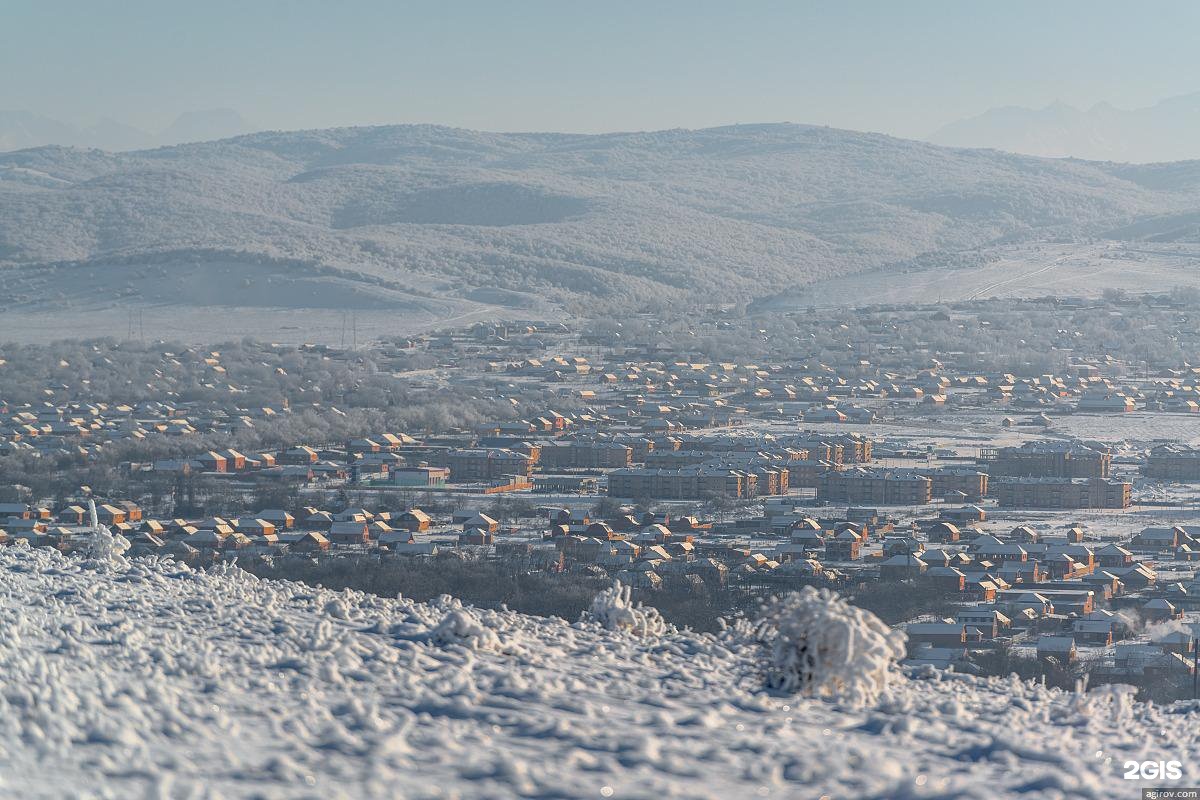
top-left (0, 304), bottom-right (528, 346)
top-left (760, 242), bottom-right (1200, 309)
top-left (0, 258), bottom-right (552, 344)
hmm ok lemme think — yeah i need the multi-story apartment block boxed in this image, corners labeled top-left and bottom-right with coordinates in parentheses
top-left (539, 441), bottom-right (633, 470)
top-left (818, 467), bottom-right (932, 505)
top-left (442, 448), bottom-right (534, 481)
top-left (1144, 444), bottom-right (1200, 480)
top-left (606, 466), bottom-right (757, 499)
top-left (981, 441), bottom-right (1110, 479)
top-left (926, 467), bottom-right (989, 501)
top-left (991, 477), bottom-right (1131, 509)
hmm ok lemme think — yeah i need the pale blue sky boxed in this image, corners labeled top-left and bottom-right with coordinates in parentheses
top-left (5, 0), bottom-right (1200, 138)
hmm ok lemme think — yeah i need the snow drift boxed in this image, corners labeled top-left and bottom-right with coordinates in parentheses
top-left (1, 544), bottom-right (1197, 798)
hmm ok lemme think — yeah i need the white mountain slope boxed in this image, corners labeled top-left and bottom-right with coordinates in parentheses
top-left (1, 543), bottom-right (1196, 799)
top-left (2, 123), bottom-right (1199, 316)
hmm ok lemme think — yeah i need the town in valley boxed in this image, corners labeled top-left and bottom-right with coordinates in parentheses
top-left (6, 288), bottom-right (1200, 700)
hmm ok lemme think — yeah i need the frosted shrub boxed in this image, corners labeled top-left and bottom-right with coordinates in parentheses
top-left (1072, 681), bottom-right (1137, 723)
top-left (755, 586), bottom-right (905, 707)
top-left (85, 500), bottom-right (130, 569)
top-left (430, 609), bottom-right (501, 651)
top-left (583, 580), bottom-right (667, 638)
top-left (208, 560), bottom-right (247, 580)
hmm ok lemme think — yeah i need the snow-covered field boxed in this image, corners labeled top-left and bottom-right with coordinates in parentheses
top-left (762, 242), bottom-right (1200, 308)
top-left (4, 544), bottom-right (1200, 799)
top-left (0, 303), bottom-right (529, 346)
top-left (0, 257), bottom-right (552, 344)
top-left (1049, 411), bottom-right (1200, 446)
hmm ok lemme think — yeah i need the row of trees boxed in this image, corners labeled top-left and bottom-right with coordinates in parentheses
top-left (584, 289), bottom-right (1200, 376)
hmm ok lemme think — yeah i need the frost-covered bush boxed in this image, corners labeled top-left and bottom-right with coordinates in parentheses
top-left (755, 587), bottom-right (905, 707)
top-left (582, 581), bottom-right (667, 638)
top-left (85, 501), bottom-right (130, 570)
top-left (1071, 679), bottom-right (1137, 724)
top-left (430, 609), bottom-right (501, 651)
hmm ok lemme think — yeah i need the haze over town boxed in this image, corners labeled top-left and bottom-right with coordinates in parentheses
top-left (6, 2), bottom-right (1200, 798)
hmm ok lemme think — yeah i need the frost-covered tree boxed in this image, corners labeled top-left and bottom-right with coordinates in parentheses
top-left (85, 499), bottom-right (131, 570)
top-left (754, 587), bottom-right (905, 707)
top-left (582, 580), bottom-right (667, 638)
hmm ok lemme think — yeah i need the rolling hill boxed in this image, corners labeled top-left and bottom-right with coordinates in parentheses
top-left (1, 123), bottom-right (1199, 323)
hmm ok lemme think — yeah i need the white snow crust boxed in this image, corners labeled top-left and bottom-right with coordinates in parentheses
top-left (1, 545), bottom-right (1198, 799)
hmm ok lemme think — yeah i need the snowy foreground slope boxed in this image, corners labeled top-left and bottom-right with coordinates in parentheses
top-left (3, 545), bottom-right (1198, 799)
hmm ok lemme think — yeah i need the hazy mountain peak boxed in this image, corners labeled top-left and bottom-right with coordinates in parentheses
top-left (82, 117), bottom-right (156, 151)
top-left (0, 109), bottom-right (253, 153)
top-left (929, 91), bottom-right (1200, 162)
top-left (159, 108), bottom-right (252, 145)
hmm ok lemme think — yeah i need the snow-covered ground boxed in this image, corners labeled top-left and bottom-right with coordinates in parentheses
top-left (4, 543), bottom-right (1199, 799)
top-left (763, 242), bottom-right (1200, 308)
top-left (1049, 411), bottom-right (1200, 446)
top-left (0, 302), bottom-right (530, 346)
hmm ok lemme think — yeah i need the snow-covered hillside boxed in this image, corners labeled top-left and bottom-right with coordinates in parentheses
top-left (3, 543), bottom-right (1198, 799)
top-left (2, 123), bottom-right (1200, 314)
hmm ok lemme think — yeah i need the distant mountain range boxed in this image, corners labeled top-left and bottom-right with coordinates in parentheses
top-left (0, 109), bottom-right (252, 152)
top-left (12, 92), bottom-right (1200, 164)
top-left (929, 92), bottom-right (1200, 163)
top-left (1, 122), bottom-right (1199, 318)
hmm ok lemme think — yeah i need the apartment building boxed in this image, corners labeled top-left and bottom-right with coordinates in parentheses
top-left (818, 467), bottom-right (932, 505)
top-left (643, 450), bottom-right (712, 468)
top-left (832, 433), bottom-right (873, 463)
top-left (925, 467), bottom-right (989, 501)
top-left (981, 440), bottom-right (1110, 479)
top-left (442, 448), bottom-right (534, 481)
top-left (991, 477), bottom-right (1131, 509)
top-left (539, 441), bottom-right (633, 470)
top-left (787, 459), bottom-right (837, 489)
top-left (606, 466), bottom-right (756, 499)
top-left (1144, 444), bottom-right (1200, 480)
